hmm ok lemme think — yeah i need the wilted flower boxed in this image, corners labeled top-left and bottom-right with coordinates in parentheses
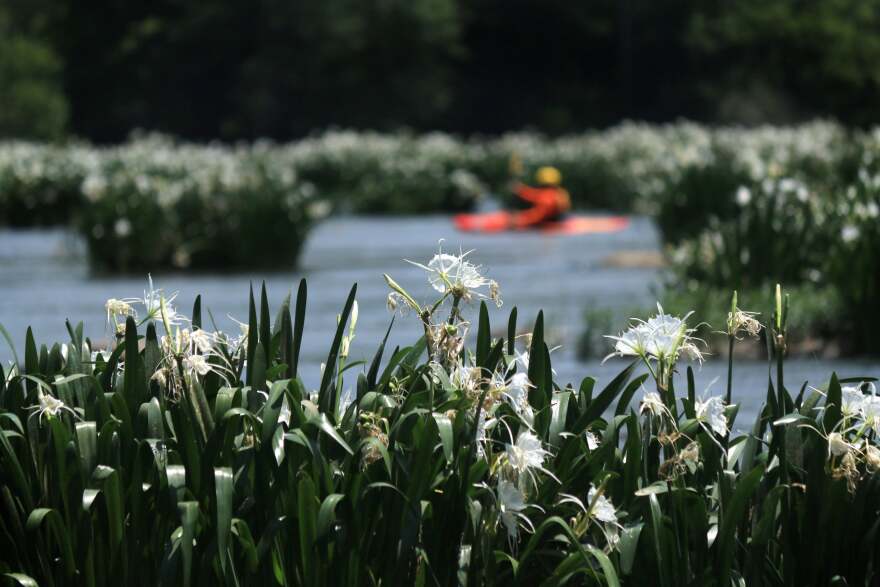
top-left (386, 292), bottom-right (401, 313)
top-left (489, 280), bottom-right (503, 307)
top-left (105, 298), bottom-right (134, 322)
top-left (864, 442), bottom-right (880, 471)
top-left (151, 368), bottom-right (168, 389)
top-left (727, 309), bottom-right (762, 339)
top-left (828, 432), bottom-right (852, 457)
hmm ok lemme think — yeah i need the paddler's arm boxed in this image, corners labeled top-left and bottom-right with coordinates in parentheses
top-left (512, 183), bottom-right (545, 205)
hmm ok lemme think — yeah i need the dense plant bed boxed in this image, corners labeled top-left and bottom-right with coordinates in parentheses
top-left (1, 251), bottom-right (878, 585)
top-left (0, 135), bottom-right (322, 271)
top-left (0, 123), bottom-right (852, 223)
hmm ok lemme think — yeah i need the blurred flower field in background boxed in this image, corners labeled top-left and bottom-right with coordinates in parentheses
top-left (1, 121), bottom-right (877, 353)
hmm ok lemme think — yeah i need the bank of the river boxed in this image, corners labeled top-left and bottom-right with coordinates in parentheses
top-left (1, 216), bottom-right (876, 424)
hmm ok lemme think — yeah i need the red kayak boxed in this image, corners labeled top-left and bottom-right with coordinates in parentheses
top-left (454, 211), bottom-right (630, 235)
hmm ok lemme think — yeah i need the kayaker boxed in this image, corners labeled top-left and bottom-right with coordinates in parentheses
top-left (510, 166), bottom-right (571, 229)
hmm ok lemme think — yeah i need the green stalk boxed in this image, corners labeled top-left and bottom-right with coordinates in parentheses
top-left (725, 290), bottom-right (737, 407)
top-left (725, 335), bottom-right (734, 407)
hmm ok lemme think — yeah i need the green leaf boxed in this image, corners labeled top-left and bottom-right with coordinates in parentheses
top-left (432, 412), bottom-right (454, 463)
top-left (573, 361), bottom-right (637, 433)
top-left (618, 523), bottom-right (644, 575)
top-left (246, 283), bottom-right (258, 387)
top-left (26, 508), bottom-right (76, 579)
top-left (3, 573), bottom-right (38, 587)
top-left (0, 322), bottom-right (20, 370)
top-left (178, 501), bottom-right (200, 587)
top-left (316, 493), bottom-right (345, 541)
top-left (648, 493), bottom-right (669, 587)
top-left (319, 283), bottom-right (358, 416)
top-left (823, 372), bottom-right (842, 431)
top-left (367, 318), bottom-right (394, 392)
top-left (585, 544), bottom-right (620, 587)
top-left (261, 379), bottom-right (288, 445)
top-left (192, 295), bottom-right (202, 330)
top-left (476, 301), bottom-right (490, 368)
top-left (297, 477), bottom-right (318, 584)
top-left (716, 465), bottom-right (764, 583)
top-left (308, 413), bottom-right (354, 455)
top-left (215, 467), bottom-right (234, 575)
top-left (507, 306), bottom-right (518, 356)
top-left (292, 278), bottom-right (307, 378)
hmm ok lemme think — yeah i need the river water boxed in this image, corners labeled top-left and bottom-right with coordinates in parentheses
top-left (1, 216), bottom-right (877, 427)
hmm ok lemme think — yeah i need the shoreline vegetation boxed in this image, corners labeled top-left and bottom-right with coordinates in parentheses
top-left (1, 253), bottom-right (879, 584)
top-left (1, 121), bottom-right (877, 355)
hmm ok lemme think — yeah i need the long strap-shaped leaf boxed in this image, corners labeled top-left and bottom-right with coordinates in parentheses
top-left (318, 283), bottom-right (357, 418)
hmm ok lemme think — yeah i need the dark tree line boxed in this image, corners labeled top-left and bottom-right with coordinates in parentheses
top-left (4, 0), bottom-right (880, 141)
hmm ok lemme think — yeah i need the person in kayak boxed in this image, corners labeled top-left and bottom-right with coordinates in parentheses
top-left (510, 166), bottom-right (571, 229)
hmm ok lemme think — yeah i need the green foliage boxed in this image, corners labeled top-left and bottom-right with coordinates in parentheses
top-left (0, 265), bottom-right (878, 585)
top-left (689, 0), bottom-right (880, 125)
top-left (0, 35), bottom-right (68, 141)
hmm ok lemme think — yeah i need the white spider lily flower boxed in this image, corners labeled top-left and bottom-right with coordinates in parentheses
top-left (860, 396), bottom-right (880, 431)
top-left (500, 372), bottom-right (534, 422)
top-left (190, 329), bottom-right (214, 353)
top-left (406, 245), bottom-right (492, 300)
top-left (695, 395), bottom-right (728, 436)
top-left (642, 312), bottom-right (689, 358)
top-left (338, 394), bottom-right (354, 418)
top-left (587, 485), bottom-right (618, 524)
top-left (606, 323), bottom-right (651, 359)
top-left (640, 391), bottom-right (666, 417)
top-left (505, 431), bottom-right (551, 479)
top-left (514, 349), bottom-right (530, 371)
top-left (605, 305), bottom-right (701, 366)
top-left (497, 479), bottom-right (529, 541)
top-left (475, 411), bottom-right (496, 459)
top-left (183, 354), bottom-right (211, 376)
top-left (828, 432), bottom-right (853, 457)
top-left (28, 392), bottom-right (77, 425)
top-left (585, 431), bottom-right (600, 451)
top-left (841, 386), bottom-right (865, 417)
top-left (142, 275), bottom-right (183, 326)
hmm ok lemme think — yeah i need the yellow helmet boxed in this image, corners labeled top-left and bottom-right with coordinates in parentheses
top-left (535, 166), bottom-right (562, 186)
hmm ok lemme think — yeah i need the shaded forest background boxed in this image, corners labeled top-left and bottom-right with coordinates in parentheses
top-left (4, 0), bottom-right (880, 141)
